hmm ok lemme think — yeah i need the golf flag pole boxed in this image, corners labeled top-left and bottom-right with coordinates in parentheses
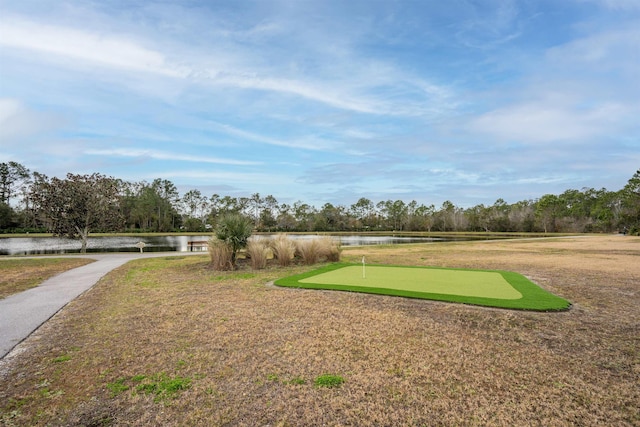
top-left (362, 256), bottom-right (366, 279)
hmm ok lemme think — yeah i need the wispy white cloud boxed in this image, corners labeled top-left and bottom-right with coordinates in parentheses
top-left (469, 101), bottom-right (627, 143)
top-left (0, 98), bottom-right (65, 142)
top-left (209, 121), bottom-right (337, 151)
top-left (545, 25), bottom-right (640, 73)
top-left (581, 0), bottom-right (640, 11)
top-left (453, 0), bottom-right (524, 49)
top-left (514, 175), bottom-right (577, 185)
top-left (468, 21), bottom-right (640, 144)
top-left (85, 148), bottom-right (261, 166)
top-left (0, 17), bottom-right (187, 77)
top-left (155, 169), bottom-right (291, 187)
top-left (0, 12), bottom-right (453, 117)
top-left (0, 99), bottom-right (22, 122)
top-left (214, 75), bottom-right (379, 115)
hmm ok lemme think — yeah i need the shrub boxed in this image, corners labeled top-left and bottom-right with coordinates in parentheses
top-left (270, 234), bottom-right (296, 267)
top-left (246, 239), bottom-right (269, 270)
top-left (207, 237), bottom-right (233, 271)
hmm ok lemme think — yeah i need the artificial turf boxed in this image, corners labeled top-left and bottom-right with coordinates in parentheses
top-left (274, 263), bottom-right (571, 311)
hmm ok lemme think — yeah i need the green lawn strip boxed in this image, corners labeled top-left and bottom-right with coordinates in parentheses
top-left (274, 263), bottom-right (571, 311)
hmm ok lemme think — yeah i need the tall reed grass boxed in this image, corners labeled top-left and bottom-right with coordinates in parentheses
top-left (207, 237), bottom-right (233, 271)
top-left (245, 240), bottom-right (269, 270)
top-left (320, 236), bottom-right (342, 262)
top-left (295, 236), bottom-right (341, 265)
top-left (211, 234), bottom-right (341, 270)
top-left (270, 234), bottom-right (296, 267)
top-left (295, 238), bottom-right (321, 265)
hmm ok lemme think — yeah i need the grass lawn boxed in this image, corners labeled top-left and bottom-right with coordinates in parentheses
top-left (0, 235), bottom-right (638, 426)
top-left (276, 263), bottom-right (571, 311)
top-left (0, 258), bottom-right (95, 299)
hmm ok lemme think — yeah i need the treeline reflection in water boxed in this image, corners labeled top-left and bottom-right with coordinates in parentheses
top-left (0, 234), bottom-right (483, 256)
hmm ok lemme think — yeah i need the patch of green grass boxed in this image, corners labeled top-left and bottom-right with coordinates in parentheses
top-left (135, 373), bottom-right (192, 402)
top-left (212, 272), bottom-right (257, 281)
top-left (265, 373), bottom-right (307, 385)
top-left (314, 374), bottom-right (344, 388)
top-left (106, 378), bottom-right (129, 397)
top-left (52, 354), bottom-right (72, 363)
top-left (106, 373), bottom-right (192, 402)
top-left (4, 397), bottom-right (30, 414)
top-left (38, 388), bottom-right (64, 399)
top-left (275, 263), bottom-right (571, 311)
top-left (285, 376), bottom-right (306, 385)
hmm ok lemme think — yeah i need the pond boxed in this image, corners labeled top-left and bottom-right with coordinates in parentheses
top-left (0, 234), bottom-right (462, 256)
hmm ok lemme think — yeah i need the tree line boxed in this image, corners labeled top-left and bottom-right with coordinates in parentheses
top-left (1, 162), bottom-right (639, 240)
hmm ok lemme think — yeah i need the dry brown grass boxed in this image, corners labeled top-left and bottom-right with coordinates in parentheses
top-left (269, 234), bottom-right (296, 267)
top-left (295, 238), bottom-right (323, 265)
top-left (295, 236), bottom-right (342, 265)
top-left (1, 235), bottom-right (638, 426)
top-left (207, 237), bottom-right (233, 271)
top-left (0, 258), bottom-right (95, 300)
top-left (318, 236), bottom-right (341, 262)
top-left (245, 240), bottom-right (269, 270)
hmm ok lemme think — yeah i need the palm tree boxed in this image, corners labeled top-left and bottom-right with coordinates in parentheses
top-left (215, 213), bottom-right (254, 268)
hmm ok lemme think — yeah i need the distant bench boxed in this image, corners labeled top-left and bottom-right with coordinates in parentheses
top-left (187, 240), bottom-right (209, 251)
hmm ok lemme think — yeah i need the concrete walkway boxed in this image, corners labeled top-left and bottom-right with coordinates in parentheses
top-left (0, 252), bottom-right (204, 359)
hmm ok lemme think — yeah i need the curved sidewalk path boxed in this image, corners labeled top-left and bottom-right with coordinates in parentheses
top-left (0, 252), bottom-right (204, 359)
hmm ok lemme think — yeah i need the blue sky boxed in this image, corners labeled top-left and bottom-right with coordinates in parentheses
top-left (1, 0), bottom-right (638, 208)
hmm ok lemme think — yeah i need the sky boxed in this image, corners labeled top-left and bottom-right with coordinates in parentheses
top-left (1, 0), bottom-right (638, 209)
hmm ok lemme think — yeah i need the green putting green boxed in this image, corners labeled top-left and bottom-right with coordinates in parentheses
top-left (275, 263), bottom-right (571, 311)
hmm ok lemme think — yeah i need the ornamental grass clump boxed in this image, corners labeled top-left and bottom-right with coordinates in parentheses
top-left (295, 236), bottom-right (341, 265)
top-left (270, 234), bottom-right (296, 267)
top-left (207, 237), bottom-right (233, 271)
top-left (246, 239), bottom-right (269, 270)
top-left (295, 238), bottom-right (322, 265)
top-left (318, 236), bottom-right (341, 262)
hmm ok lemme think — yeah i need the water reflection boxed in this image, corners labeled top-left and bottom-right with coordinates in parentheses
top-left (0, 234), bottom-right (446, 256)
top-left (0, 235), bottom-right (204, 256)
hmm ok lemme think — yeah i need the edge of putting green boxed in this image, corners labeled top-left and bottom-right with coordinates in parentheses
top-left (274, 263), bottom-right (571, 312)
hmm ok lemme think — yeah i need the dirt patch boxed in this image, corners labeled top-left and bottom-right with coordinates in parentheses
top-left (1, 236), bottom-right (638, 426)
